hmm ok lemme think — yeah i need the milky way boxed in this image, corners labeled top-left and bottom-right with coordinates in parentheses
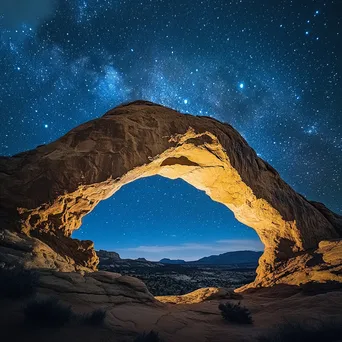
top-left (0, 0), bottom-right (341, 260)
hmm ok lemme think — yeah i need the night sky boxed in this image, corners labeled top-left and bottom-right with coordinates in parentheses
top-left (1, 0), bottom-right (341, 260)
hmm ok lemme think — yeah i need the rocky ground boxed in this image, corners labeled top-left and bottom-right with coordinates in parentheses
top-left (1, 231), bottom-right (341, 341)
top-left (1, 269), bottom-right (342, 342)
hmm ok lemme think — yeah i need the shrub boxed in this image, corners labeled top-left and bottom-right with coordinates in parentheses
top-left (24, 297), bottom-right (72, 327)
top-left (257, 319), bottom-right (342, 342)
top-left (134, 330), bottom-right (162, 342)
top-left (0, 266), bottom-right (39, 299)
top-left (82, 309), bottom-right (106, 326)
top-left (218, 301), bottom-right (253, 324)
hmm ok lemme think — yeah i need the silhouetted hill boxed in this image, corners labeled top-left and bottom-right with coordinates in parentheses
top-left (190, 251), bottom-right (263, 265)
top-left (98, 250), bottom-right (262, 266)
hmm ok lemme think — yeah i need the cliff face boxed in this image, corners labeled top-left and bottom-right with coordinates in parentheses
top-left (0, 100), bottom-right (341, 287)
top-left (97, 250), bottom-right (121, 261)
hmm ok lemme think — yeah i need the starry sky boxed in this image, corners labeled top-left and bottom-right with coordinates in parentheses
top-left (1, 0), bottom-right (341, 261)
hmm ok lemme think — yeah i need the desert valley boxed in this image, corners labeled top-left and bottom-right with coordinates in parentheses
top-left (97, 250), bottom-right (260, 296)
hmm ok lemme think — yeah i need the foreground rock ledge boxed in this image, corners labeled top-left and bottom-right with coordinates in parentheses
top-left (0, 100), bottom-right (341, 288)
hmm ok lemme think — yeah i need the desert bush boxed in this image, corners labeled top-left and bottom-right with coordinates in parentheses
top-left (257, 319), bottom-right (342, 342)
top-left (24, 297), bottom-right (72, 327)
top-left (218, 301), bottom-right (253, 324)
top-left (134, 330), bottom-right (162, 342)
top-left (82, 309), bottom-right (106, 326)
top-left (0, 266), bottom-right (39, 299)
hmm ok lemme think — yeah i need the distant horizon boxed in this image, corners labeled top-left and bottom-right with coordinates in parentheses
top-left (96, 240), bottom-right (264, 262)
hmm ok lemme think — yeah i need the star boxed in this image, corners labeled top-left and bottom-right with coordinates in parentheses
top-left (0, 0), bottom-right (341, 258)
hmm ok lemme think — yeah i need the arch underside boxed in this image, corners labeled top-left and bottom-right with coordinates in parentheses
top-left (0, 101), bottom-right (341, 288)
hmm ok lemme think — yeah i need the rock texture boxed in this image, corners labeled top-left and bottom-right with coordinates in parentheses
top-left (156, 287), bottom-right (242, 304)
top-left (0, 229), bottom-right (94, 272)
top-left (2, 276), bottom-right (342, 342)
top-left (0, 100), bottom-right (341, 287)
top-left (38, 270), bottom-right (158, 306)
top-left (238, 239), bottom-right (342, 290)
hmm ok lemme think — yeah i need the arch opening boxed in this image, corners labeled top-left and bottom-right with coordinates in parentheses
top-left (73, 175), bottom-right (264, 294)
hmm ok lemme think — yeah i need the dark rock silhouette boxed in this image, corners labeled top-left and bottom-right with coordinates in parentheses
top-left (192, 251), bottom-right (263, 265)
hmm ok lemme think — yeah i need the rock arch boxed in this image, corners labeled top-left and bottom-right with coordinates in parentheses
top-left (0, 101), bottom-right (341, 287)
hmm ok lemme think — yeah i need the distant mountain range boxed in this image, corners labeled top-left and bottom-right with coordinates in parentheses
top-left (190, 250), bottom-right (263, 265)
top-left (97, 249), bottom-right (262, 267)
top-left (159, 251), bottom-right (262, 265)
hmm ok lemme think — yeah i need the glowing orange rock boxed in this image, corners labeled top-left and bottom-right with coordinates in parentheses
top-left (0, 101), bottom-right (341, 287)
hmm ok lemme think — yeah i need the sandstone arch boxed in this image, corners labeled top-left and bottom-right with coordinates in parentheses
top-left (0, 100), bottom-right (341, 288)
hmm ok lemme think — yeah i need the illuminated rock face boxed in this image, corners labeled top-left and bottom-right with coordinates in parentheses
top-left (0, 101), bottom-right (341, 286)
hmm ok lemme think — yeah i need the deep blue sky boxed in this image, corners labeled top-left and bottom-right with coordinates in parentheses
top-left (77, 176), bottom-right (263, 260)
top-left (0, 0), bottom-right (341, 260)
